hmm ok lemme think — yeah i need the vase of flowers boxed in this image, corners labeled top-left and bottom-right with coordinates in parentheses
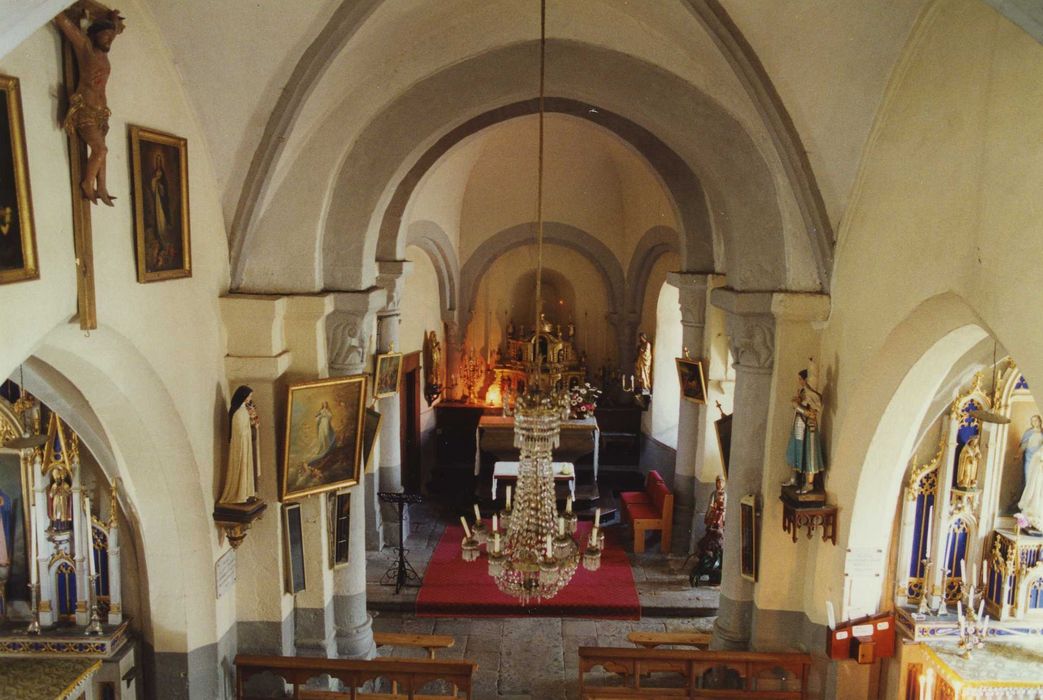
top-left (569, 382), bottom-right (603, 419)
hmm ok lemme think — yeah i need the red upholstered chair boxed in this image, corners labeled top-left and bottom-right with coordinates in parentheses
top-left (620, 472), bottom-right (673, 553)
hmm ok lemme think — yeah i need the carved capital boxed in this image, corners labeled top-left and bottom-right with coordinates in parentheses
top-left (326, 289), bottom-right (384, 376)
top-left (376, 259), bottom-right (413, 314)
top-left (725, 313), bottom-right (775, 371)
top-left (667, 272), bottom-right (710, 328)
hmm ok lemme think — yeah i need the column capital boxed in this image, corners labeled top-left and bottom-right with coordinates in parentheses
top-left (667, 272), bottom-right (710, 328)
top-left (220, 294), bottom-right (288, 358)
top-left (376, 259), bottom-right (414, 315)
top-left (326, 288), bottom-right (384, 376)
top-left (710, 288), bottom-right (830, 322)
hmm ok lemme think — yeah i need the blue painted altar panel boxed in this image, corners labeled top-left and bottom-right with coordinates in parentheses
top-left (56, 563), bottom-right (76, 616)
top-left (908, 491), bottom-right (935, 579)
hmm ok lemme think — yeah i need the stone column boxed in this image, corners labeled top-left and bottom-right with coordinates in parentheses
top-left (666, 273), bottom-right (709, 554)
top-left (709, 289), bottom-right (776, 650)
top-left (374, 261), bottom-right (412, 548)
top-left (327, 289), bottom-right (383, 660)
top-left (221, 295), bottom-right (295, 693)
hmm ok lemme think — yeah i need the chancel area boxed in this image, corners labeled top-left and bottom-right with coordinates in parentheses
top-left (1, 1), bottom-right (1043, 698)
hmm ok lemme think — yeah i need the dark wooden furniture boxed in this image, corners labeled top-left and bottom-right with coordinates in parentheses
top-left (578, 647), bottom-right (812, 699)
top-left (433, 403), bottom-right (496, 466)
top-left (626, 632), bottom-right (712, 649)
top-left (235, 653), bottom-right (476, 699)
top-left (595, 406), bottom-right (642, 466)
top-left (780, 497), bottom-right (838, 545)
top-left (620, 471), bottom-right (674, 553)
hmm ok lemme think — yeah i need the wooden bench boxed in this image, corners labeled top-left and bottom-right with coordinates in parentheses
top-left (620, 471), bottom-right (674, 553)
top-left (578, 646), bottom-right (811, 699)
top-left (627, 631), bottom-right (712, 649)
top-left (235, 653), bottom-right (476, 699)
top-left (374, 632), bottom-right (455, 659)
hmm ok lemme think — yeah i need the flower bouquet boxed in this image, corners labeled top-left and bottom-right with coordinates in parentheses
top-left (568, 382), bottom-right (603, 419)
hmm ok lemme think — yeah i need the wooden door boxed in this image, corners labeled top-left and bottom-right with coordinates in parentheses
top-left (401, 351), bottom-right (422, 493)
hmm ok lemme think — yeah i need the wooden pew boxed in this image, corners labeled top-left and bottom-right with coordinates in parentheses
top-left (373, 632), bottom-right (455, 660)
top-left (626, 631), bottom-right (712, 649)
top-left (578, 646), bottom-right (811, 699)
top-left (235, 653), bottom-right (476, 699)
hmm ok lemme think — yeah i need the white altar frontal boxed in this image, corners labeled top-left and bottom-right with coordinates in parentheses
top-left (475, 415), bottom-right (600, 478)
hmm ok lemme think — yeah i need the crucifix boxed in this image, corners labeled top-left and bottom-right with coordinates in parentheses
top-left (53, 1), bottom-right (126, 330)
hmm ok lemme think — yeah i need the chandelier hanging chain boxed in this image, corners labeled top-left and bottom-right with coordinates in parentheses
top-left (534, 0), bottom-right (546, 333)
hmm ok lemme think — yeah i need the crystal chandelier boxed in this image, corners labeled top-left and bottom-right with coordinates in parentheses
top-left (458, 0), bottom-right (602, 603)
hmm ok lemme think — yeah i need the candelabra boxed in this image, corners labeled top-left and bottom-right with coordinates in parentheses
top-left (955, 598), bottom-right (989, 659)
top-left (460, 350), bottom-right (484, 402)
top-left (917, 558), bottom-right (932, 615)
top-left (85, 574), bottom-right (104, 635)
top-left (25, 582), bottom-right (41, 635)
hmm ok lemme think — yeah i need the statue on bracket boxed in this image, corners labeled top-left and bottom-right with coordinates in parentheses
top-left (424, 330), bottom-right (443, 406)
top-left (635, 331), bottom-right (653, 395)
top-left (213, 385), bottom-right (266, 548)
top-left (783, 357), bottom-right (826, 496)
top-left (53, 1), bottom-right (126, 206)
top-left (690, 475), bottom-right (726, 586)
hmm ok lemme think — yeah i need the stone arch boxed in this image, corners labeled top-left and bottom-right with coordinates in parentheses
top-left (27, 324), bottom-right (218, 695)
top-left (404, 220), bottom-right (460, 324)
top-left (458, 222), bottom-right (625, 320)
top-left (819, 294), bottom-right (993, 619)
top-left (626, 226), bottom-right (683, 321)
top-left (230, 2), bottom-right (833, 295)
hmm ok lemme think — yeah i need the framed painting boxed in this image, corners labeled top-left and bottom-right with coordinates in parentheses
top-left (740, 494), bottom-right (759, 582)
top-left (675, 358), bottom-right (707, 405)
top-left (129, 125), bottom-right (191, 282)
top-left (281, 375), bottom-right (367, 500)
top-left (282, 502), bottom-right (306, 594)
top-left (714, 409), bottom-right (733, 478)
top-left (0, 75), bottom-right (38, 285)
top-left (326, 490), bottom-right (351, 569)
top-left (362, 407), bottom-right (382, 475)
top-left (374, 351), bottom-right (403, 398)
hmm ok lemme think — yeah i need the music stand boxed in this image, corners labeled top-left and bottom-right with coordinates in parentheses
top-left (378, 491), bottom-right (423, 593)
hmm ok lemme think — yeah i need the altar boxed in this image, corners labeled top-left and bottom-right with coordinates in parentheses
top-left (899, 639), bottom-right (1043, 699)
top-left (474, 415), bottom-right (600, 478)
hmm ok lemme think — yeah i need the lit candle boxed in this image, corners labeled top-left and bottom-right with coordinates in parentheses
top-left (983, 560), bottom-right (989, 586)
top-left (473, 503), bottom-right (482, 523)
top-left (977, 599), bottom-right (984, 621)
top-left (594, 508), bottom-right (601, 528)
top-left (925, 505), bottom-right (933, 554)
top-left (545, 533), bottom-right (553, 558)
top-left (590, 526), bottom-right (599, 547)
top-left (826, 601), bottom-right (836, 630)
top-left (492, 514), bottom-right (498, 533)
top-left (506, 485), bottom-right (512, 510)
top-left (558, 517), bottom-right (565, 536)
top-left (85, 495), bottom-right (96, 578)
top-left (566, 496), bottom-right (573, 514)
top-left (460, 516), bottom-right (472, 539)
top-left (960, 558), bottom-right (967, 586)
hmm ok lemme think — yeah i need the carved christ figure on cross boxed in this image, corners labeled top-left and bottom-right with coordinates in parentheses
top-left (53, 1), bottom-right (126, 206)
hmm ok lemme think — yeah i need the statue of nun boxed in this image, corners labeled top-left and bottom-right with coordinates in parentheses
top-left (218, 385), bottom-right (260, 505)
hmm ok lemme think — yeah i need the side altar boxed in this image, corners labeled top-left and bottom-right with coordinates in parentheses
top-left (0, 390), bottom-right (136, 699)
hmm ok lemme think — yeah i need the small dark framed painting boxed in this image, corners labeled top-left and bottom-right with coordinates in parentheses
top-left (283, 502), bottom-right (306, 594)
top-left (0, 75), bottom-right (39, 285)
top-left (675, 358), bottom-right (707, 405)
top-left (327, 490), bottom-right (351, 569)
top-left (740, 494), bottom-right (759, 582)
top-left (129, 125), bottom-right (191, 282)
top-left (374, 351), bottom-right (403, 398)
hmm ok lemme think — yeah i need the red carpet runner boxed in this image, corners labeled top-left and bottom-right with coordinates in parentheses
top-left (416, 521), bottom-right (640, 619)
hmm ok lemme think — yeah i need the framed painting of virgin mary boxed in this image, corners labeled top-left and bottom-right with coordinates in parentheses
top-left (129, 125), bottom-right (191, 282)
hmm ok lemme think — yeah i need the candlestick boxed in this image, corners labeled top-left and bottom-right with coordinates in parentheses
top-left (85, 495), bottom-right (96, 578)
top-left (961, 557), bottom-right (967, 586)
top-left (25, 583), bottom-right (40, 635)
top-left (925, 505), bottom-right (933, 554)
top-left (460, 516), bottom-right (472, 539)
top-left (506, 485), bottom-right (512, 510)
top-left (594, 507), bottom-right (601, 528)
top-left (29, 516), bottom-right (38, 588)
top-left (983, 559), bottom-right (989, 585)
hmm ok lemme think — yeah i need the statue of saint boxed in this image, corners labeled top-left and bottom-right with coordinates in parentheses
top-left (47, 467), bottom-right (74, 528)
top-left (783, 358), bottom-right (825, 493)
top-left (218, 386), bottom-right (260, 505)
top-left (426, 330), bottom-right (442, 385)
top-left (956, 435), bottom-right (982, 489)
top-left (691, 475), bottom-right (726, 585)
top-left (1018, 448), bottom-right (1043, 533)
top-left (635, 332), bottom-right (653, 394)
top-left (53, 1), bottom-right (126, 206)
top-left (1019, 415), bottom-right (1043, 489)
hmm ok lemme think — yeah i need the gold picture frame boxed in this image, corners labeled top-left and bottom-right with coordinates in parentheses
top-left (129, 125), bottom-right (191, 282)
top-left (0, 75), bottom-right (39, 285)
top-left (281, 375), bottom-right (367, 501)
top-left (675, 358), bottom-right (707, 405)
top-left (374, 351), bottom-right (403, 398)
